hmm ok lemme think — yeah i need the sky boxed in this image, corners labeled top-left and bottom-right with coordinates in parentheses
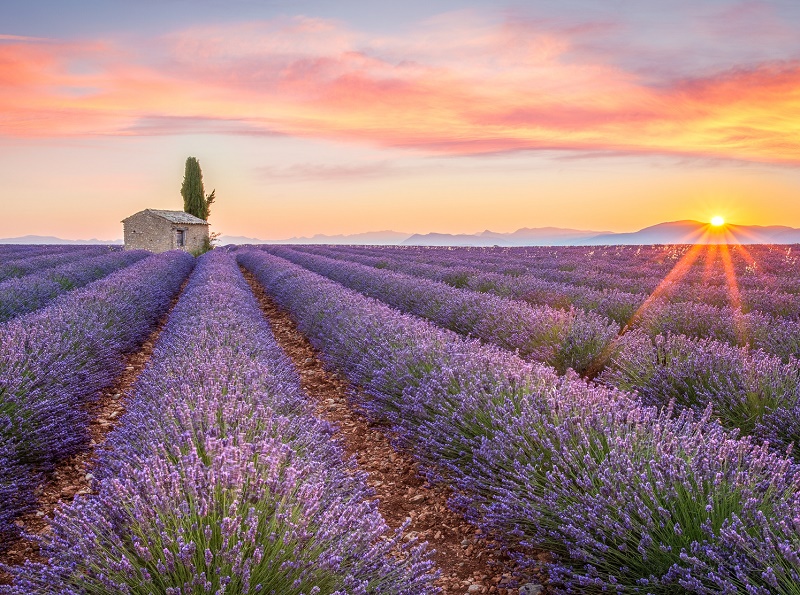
top-left (1, 0), bottom-right (799, 240)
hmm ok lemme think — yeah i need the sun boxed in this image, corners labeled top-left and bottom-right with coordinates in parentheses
top-left (710, 215), bottom-right (725, 227)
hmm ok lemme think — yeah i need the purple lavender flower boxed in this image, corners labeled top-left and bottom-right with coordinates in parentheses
top-left (0, 250), bottom-right (194, 547)
top-left (4, 251), bottom-right (435, 594)
top-left (0, 246), bottom-right (112, 283)
top-left (0, 249), bottom-right (148, 322)
top-left (238, 248), bottom-right (800, 594)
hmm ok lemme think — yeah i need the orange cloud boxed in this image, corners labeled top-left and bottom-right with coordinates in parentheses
top-left (1, 16), bottom-right (799, 166)
top-left (0, 41), bottom-right (58, 87)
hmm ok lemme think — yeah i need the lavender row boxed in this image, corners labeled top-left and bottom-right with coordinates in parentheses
top-left (239, 249), bottom-right (800, 594)
top-left (318, 242), bottom-right (800, 324)
top-left (0, 246), bottom-right (55, 260)
top-left (263, 247), bottom-right (800, 453)
top-left (0, 245), bottom-right (72, 263)
top-left (304, 247), bottom-right (800, 449)
top-left (0, 245), bottom-right (92, 263)
top-left (306, 244), bottom-right (800, 331)
top-left (355, 244), bottom-right (800, 295)
top-left (0, 246), bottom-right (112, 283)
top-left (0, 249), bottom-right (149, 323)
top-left (264, 246), bottom-right (620, 376)
top-left (0, 251), bottom-right (194, 549)
top-left (293, 244), bottom-right (644, 323)
top-left (4, 250), bottom-right (435, 594)
top-left (330, 244), bottom-right (800, 317)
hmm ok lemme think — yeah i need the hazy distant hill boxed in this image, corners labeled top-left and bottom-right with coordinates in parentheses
top-left (402, 232), bottom-right (501, 246)
top-left (6, 222), bottom-right (800, 247)
top-left (581, 221), bottom-right (800, 245)
top-left (0, 235), bottom-right (121, 245)
top-left (221, 231), bottom-right (412, 245)
top-left (222, 222), bottom-right (800, 246)
top-left (403, 227), bottom-right (610, 246)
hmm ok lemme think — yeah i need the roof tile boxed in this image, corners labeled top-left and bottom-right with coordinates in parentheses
top-left (144, 209), bottom-right (208, 225)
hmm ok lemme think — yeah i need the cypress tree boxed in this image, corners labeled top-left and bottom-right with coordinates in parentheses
top-left (181, 157), bottom-right (207, 220)
top-left (205, 189), bottom-right (216, 220)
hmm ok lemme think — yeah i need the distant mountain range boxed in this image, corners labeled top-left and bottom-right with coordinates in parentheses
top-left (402, 227), bottom-right (612, 246)
top-left (0, 235), bottom-right (122, 245)
top-left (5, 221), bottom-right (800, 246)
top-left (231, 222), bottom-right (800, 246)
top-left (218, 231), bottom-right (410, 245)
top-left (580, 221), bottom-right (800, 245)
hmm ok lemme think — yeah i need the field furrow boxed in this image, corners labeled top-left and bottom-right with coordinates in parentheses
top-left (3, 251), bottom-right (436, 594)
top-left (0, 274), bottom-right (188, 583)
top-left (242, 265), bottom-right (531, 595)
top-left (263, 246), bottom-right (800, 453)
top-left (239, 248), bottom-right (800, 594)
top-left (0, 249), bottom-right (150, 323)
top-left (0, 251), bottom-right (195, 555)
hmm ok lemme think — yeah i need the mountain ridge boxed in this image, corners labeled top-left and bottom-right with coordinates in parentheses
top-left (404, 227), bottom-right (612, 246)
top-left (581, 220), bottom-right (800, 245)
top-left (219, 230), bottom-right (411, 245)
top-left (5, 221), bottom-right (800, 246)
top-left (0, 235), bottom-right (123, 245)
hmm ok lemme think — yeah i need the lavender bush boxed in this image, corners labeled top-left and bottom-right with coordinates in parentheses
top-left (601, 331), bottom-right (800, 452)
top-left (0, 250), bottom-right (194, 547)
top-left (289, 245), bottom-right (800, 358)
top-left (239, 249), bottom-right (800, 594)
top-left (0, 249), bottom-right (148, 322)
top-left (4, 251), bottom-right (435, 594)
top-left (0, 245), bottom-right (72, 261)
top-left (339, 244), bottom-right (800, 299)
top-left (0, 246), bottom-right (107, 281)
top-left (265, 247), bottom-right (800, 450)
top-left (292, 245), bottom-right (644, 324)
top-left (296, 244), bottom-right (800, 319)
top-left (0, 437), bottom-right (37, 551)
top-left (264, 246), bottom-right (620, 375)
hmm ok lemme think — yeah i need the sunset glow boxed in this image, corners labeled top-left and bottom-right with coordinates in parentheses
top-left (0, 2), bottom-right (799, 240)
top-left (4, 6), bottom-right (800, 585)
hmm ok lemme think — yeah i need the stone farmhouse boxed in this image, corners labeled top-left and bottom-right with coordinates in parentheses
top-left (122, 209), bottom-right (209, 253)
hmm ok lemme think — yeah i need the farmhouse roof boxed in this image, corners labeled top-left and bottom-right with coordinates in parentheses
top-left (123, 209), bottom-right (209, 225)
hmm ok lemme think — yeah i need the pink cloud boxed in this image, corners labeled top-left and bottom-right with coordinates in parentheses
top-left (0, 15), bottom-right (799, 165)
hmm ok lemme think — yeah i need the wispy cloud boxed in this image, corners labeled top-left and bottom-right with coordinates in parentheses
top-left (1, 12), bottom-right (799, 165)
top-left (0, 34), bottom-right (52, 42)
top-left (120, 115), bottom-right (285, 136)
top-left (256, 161), bottom-right (402, 181)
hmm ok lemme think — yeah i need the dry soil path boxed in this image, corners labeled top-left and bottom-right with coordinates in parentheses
top-left (243, 267), bottom-right (550, 595)
top-left (0, 279), bottom-right (188, 585)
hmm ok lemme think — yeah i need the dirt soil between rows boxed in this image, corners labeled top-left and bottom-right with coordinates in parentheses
top-left (242, 266), bottom-right (550, 595)
top-left (0, 279), bottom-right (189, 586)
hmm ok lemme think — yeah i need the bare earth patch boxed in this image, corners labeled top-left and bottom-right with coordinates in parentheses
top-left (0, 279), bottom-right (188, 585)
top-left (243, 266), bottom-right (549, 595)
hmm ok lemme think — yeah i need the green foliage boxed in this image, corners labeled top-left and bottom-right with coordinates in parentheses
top-left (51, 275), bottom-right (76, 291)
top-left (190, 232), bottom-right (220, 257)
top-left (444, 272), bottom-right (470, 288)
top-left (205, 189), bottom-right (215, 219)
top-left (181, 157), bottom-right (205, 219)
top-left (181, 157), bottom-right (217, 221)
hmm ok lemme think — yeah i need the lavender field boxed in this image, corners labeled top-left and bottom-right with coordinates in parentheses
top-left (3, 243), bottom-right (800, 594)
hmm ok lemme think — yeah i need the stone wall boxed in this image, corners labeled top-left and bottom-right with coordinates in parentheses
top-left (123, 212), bottom-right (208, 253)
top-left (182, 223), bottom-right (208, 253)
